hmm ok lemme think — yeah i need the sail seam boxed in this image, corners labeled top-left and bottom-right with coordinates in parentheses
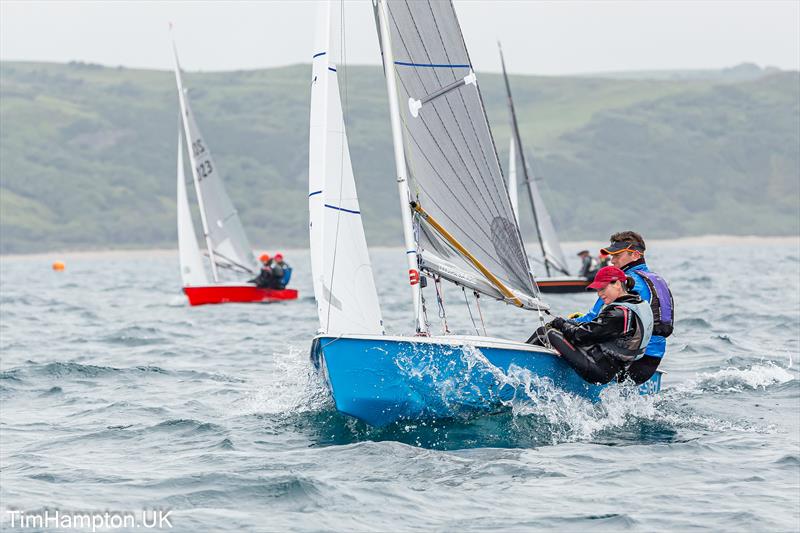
top-left (394, 60), bottom-right (469, 68)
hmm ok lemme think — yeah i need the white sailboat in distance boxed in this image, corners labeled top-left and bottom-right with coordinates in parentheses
top-left (171, 30), bottom-right (297, 306)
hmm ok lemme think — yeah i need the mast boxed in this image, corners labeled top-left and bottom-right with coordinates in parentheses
top-left (170, 30), bottom-right (219, 282)
top-left (376, 0), bottom-right (426, 334)
top-left (498, 43), bottom-right (550, 277)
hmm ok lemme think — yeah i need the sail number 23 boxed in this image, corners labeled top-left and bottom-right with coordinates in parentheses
top-left (195, 160), bottom-right (213, 179)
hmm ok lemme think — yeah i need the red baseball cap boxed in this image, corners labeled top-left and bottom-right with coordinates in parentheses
top-left (587, 266), bottom-right (627, 290)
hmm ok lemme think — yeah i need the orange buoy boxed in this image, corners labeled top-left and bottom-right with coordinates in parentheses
top-left (52, 261), bottom-right (65, 271)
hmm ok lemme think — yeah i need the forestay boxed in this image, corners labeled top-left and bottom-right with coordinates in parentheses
top-left (176, 129), bottom-right (208, 287)
top-left (499, 46), bottom-right (569, 277)
top-left (171, 42), bottom-right (258, 276)
top-left (308, 0), bottom-right (384, 335)
top-left (378, 0), bottom-right (539, 305)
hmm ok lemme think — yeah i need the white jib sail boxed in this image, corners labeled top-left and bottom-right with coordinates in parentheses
top-left (308, 0), bottom-right (383, 335)
top-left (508, 136), bottom-right (519, 225)
top-left (171, 38), bottom-right (259, 277)
top-left (177, 128), bottom-right (208, 287)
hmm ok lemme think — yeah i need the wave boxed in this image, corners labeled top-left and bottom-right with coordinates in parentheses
top-left (692, 361), bottom-right (795, 392)
top-left (271, 347), bottom-right (796, 450)
top-left (0, 361), bottom-right (245, 385)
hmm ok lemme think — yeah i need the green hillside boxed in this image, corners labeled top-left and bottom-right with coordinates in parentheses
top-left (1, 60), bottom-right (797, 253)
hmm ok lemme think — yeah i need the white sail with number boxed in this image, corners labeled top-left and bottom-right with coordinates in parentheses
top-left (176, 128), bottom-right (208, 286)
top-left (171, 39), bottom-right (258, 277)
top-left (308, 0), bottom-right (384, 335)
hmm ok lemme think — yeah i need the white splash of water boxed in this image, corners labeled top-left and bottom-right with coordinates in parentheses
top-left (234, 345), bottom-right (330, 417)
top-left (504, 365), bottom-right (659, 443)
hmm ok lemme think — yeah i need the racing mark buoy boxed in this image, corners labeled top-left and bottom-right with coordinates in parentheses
top-left (52, 261), bottom-right (65, 271)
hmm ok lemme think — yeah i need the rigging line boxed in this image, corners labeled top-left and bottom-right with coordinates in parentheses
top-left (324, 0), bottom-right (349, 333)
top-left (206, 249), bottom-right (256, 274)
top-left (423, 1), bottom-right (507, 217)
top-left (501, 50), bottom-right (548, 281)
top-left (473, 291), bottom-right (487, 337)
top-left (394, 7), bottom-right (504, 220)
top-left (463, 286), bottom-right (480, 336)
top-left (389, 5), bottom-right (501, 221)
top-left (413, 202), bottom-right (523, 307)
top-left (434, 274), bottom-right (450, 334)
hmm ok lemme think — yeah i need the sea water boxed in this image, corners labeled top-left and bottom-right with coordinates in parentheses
top-left (1, 239), bottom-right (798, 531)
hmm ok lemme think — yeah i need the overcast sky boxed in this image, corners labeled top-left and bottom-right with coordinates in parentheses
top-left (1, 1), bottom-right (798, 75)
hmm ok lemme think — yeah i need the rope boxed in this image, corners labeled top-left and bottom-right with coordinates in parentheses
top-left (463, 287), bottom-right (480, 336)
top-left (434, 274), bottom-right (449, 334)
top-left (473, 291), bottom-right (487, 337)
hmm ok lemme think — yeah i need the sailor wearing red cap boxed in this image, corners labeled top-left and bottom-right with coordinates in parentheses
top-left (571, 231), bottom-right (674, 384)
top-left (539, 266), bottom-right (655, 385)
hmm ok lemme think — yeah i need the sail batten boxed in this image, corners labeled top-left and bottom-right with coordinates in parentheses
top-left (380, 0), bottom-right (539, 304)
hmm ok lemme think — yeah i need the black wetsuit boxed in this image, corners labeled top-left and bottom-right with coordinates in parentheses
top-left (250, 266), bottom-right (274, 289)
top-left (623, 355), bottom-right (661, 384)
top-left (530, 293), bottom-right (650, 384)
top-left (268, 260), bottom-right (285, 289)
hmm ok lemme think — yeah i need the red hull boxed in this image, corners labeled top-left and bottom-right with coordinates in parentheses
top-left (183, 285), bottom-right (298, 306)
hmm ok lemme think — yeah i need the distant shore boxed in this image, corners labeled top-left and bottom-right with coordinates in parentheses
top-left (2, 234), bottom-right (797, 261)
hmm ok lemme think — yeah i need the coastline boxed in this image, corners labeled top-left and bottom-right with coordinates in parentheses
top-left (1, 234), bottom-right (798, 261)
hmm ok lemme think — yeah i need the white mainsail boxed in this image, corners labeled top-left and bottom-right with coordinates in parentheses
top-left (171, 37), bottom-right (259, 279)
top-left (176, 128), bottom-right (208, 287)
top-left (499, 44), bottom-right (570, 277)
top-left (308, 0), bottom-right (383, 335)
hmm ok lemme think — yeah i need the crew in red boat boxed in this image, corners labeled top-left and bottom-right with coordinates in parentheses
top-left (270, 253), bottom-right (292, 289)
top-left (250, 254), bottom-right (275, 289)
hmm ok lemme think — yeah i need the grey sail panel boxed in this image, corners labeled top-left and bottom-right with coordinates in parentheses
top-left (181, 96), bottom-right (258, 274)
top-left (383, 0), bottom-right (536, 298)
top-left (525, 163), bottom-right (570, 276)
top-left (499, 47), bottom-right (570, 277)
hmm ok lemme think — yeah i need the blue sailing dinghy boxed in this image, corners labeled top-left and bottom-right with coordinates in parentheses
top-left (307, 0), bottom-right (660, 428)
top-left (311, 334), bottom-right (661, 427)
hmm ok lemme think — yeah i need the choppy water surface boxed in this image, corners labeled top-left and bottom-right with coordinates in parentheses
top-left (1, 240), bottom-right (799, 531)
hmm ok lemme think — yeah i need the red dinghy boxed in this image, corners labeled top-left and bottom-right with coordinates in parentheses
top-left (172, 37), bottom-right (297, 307)
top-left (183, 284), bottom-right (298, 306)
